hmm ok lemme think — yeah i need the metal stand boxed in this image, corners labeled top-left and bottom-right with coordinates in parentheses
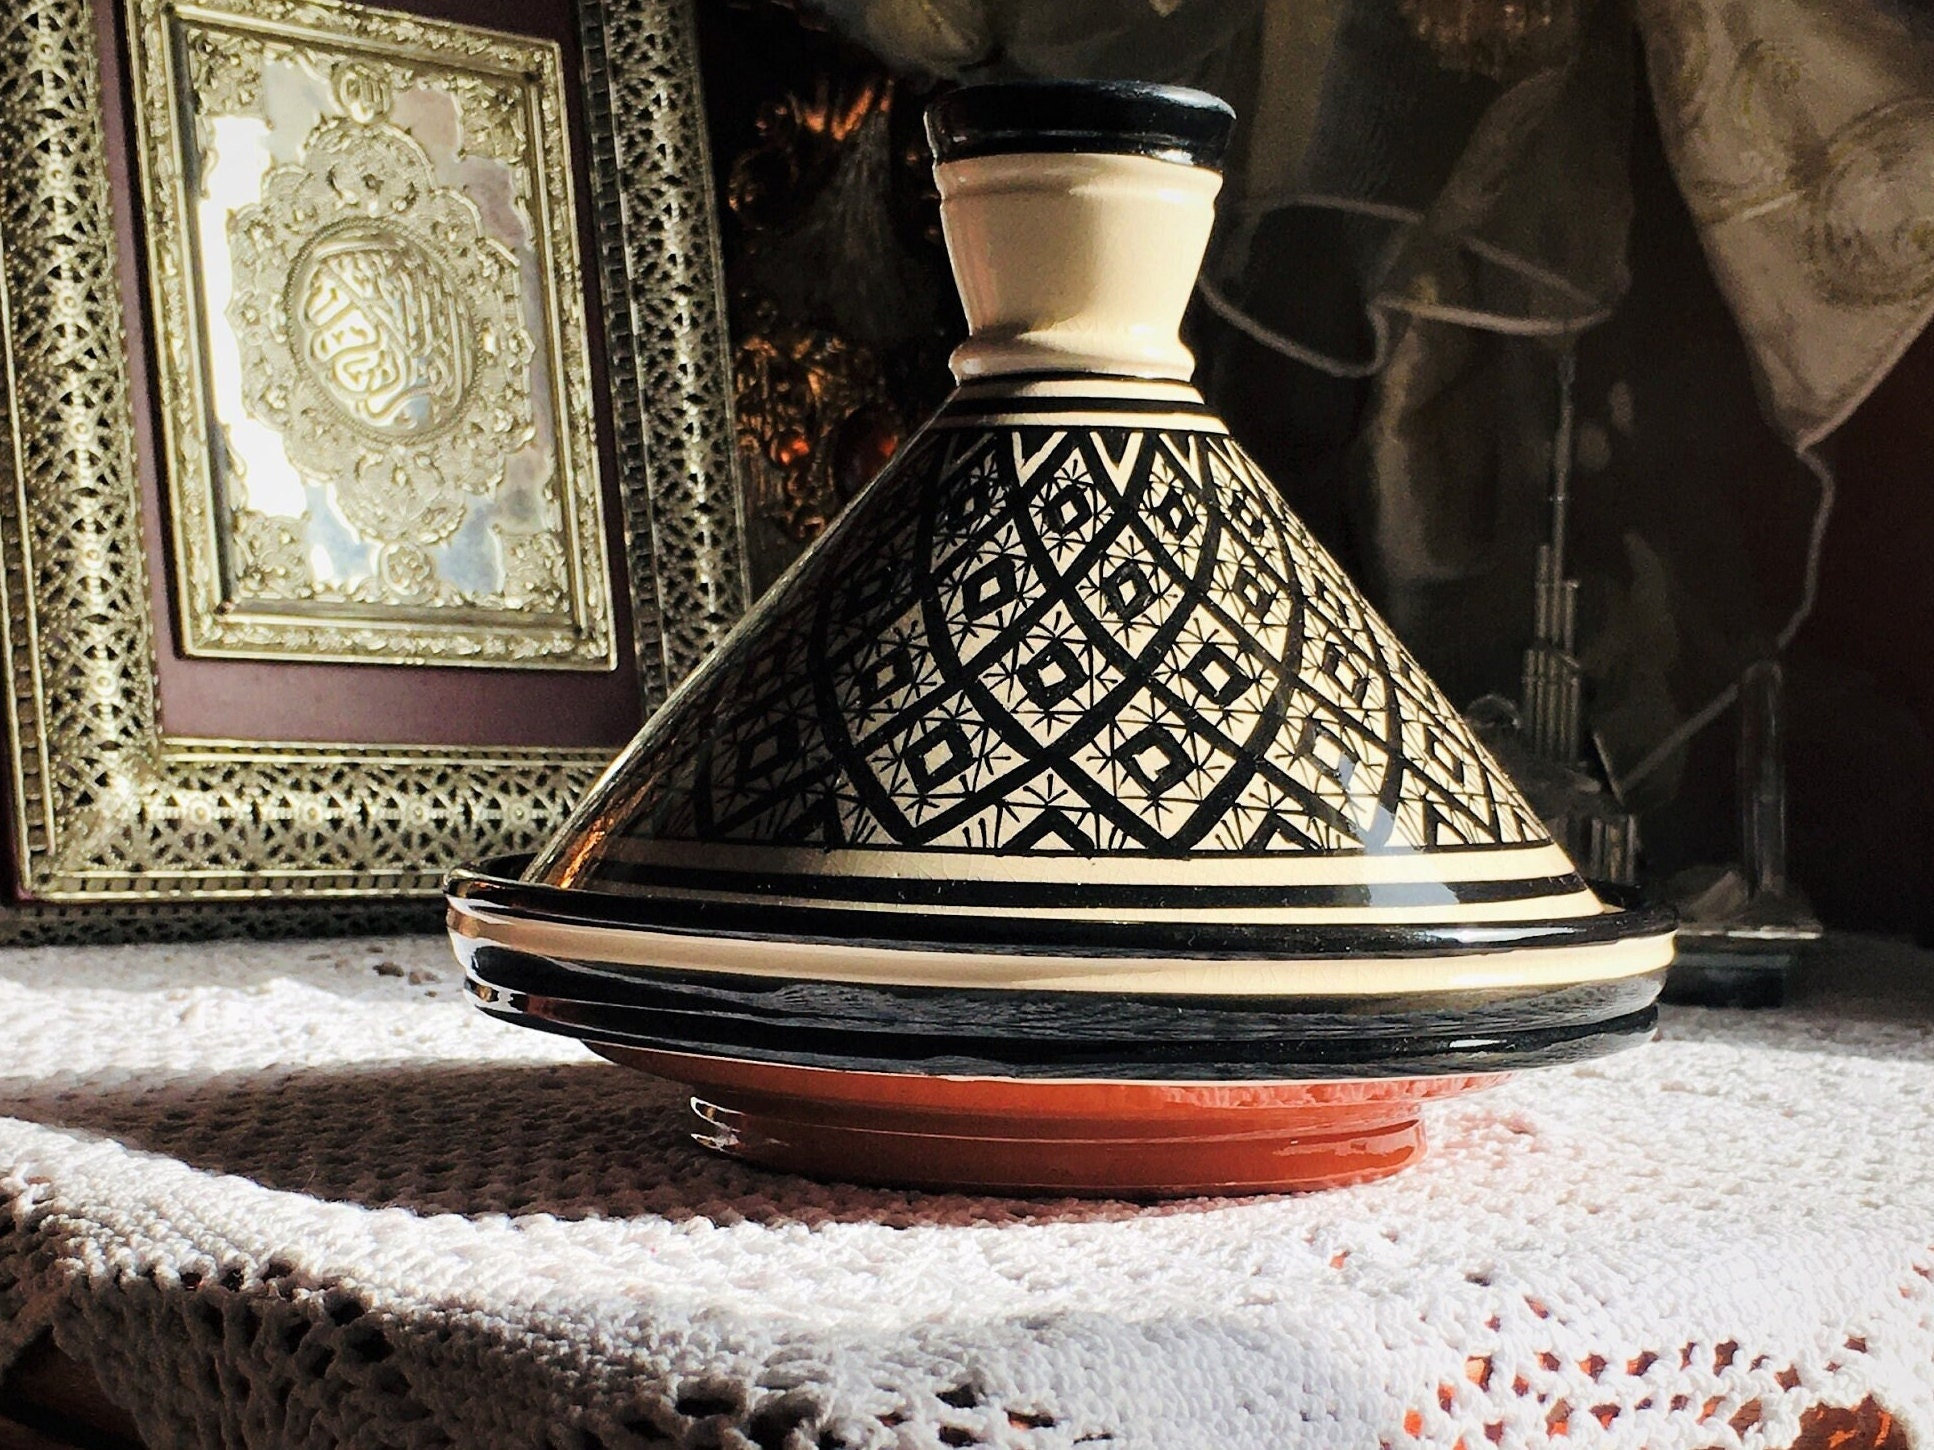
top-left (1482, 347), bottom-right (1641, 884)
top-left (1663, 659), bottom-right (1822, 1006)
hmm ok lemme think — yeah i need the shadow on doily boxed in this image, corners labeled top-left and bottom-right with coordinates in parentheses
top-left (1656, 937), bottom-right (1934, 1066)
top-left (1, 1060), bottom-right (1256, 1228)
top-left (0, 934), bottom-right (462, 999)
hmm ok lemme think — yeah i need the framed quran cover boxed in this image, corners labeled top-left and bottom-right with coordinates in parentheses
top-left (0, 0), bottom-right (749, 935)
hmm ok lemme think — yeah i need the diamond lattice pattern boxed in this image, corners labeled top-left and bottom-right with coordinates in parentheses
top-left (617, 424), bottom-right (1549, 855)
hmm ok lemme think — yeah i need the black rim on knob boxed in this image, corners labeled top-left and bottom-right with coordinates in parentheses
top-left (925, 80), bottom-right (1237, 171)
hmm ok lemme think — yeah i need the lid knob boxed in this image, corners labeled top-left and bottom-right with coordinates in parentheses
top-left (925, 81), bottom-right (1236, 383)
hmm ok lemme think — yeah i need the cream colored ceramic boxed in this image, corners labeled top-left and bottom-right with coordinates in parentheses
top-left (475, 80), bottom-right (1672, 1000)
top-left (939, 151), bottom-right (1221, 381)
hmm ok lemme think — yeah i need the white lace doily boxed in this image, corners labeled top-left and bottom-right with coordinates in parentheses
top-left (1, 933), bottom-right (1929, 1449)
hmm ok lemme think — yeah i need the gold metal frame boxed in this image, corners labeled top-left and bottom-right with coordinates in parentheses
top-left (127, 0), bottom-right (618, 668)
top-left (0, 0), bottom-right (750, 907)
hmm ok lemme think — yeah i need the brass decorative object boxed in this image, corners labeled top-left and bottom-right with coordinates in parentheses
top-left (0, 0), bottom-right (747, 919)
top-left (126, 0), bottom-right (614, 667)
top-left (1480, 350), bottom-right (1640, 887)
top-left (732, 299), bottom-right (904, 544)
top-left (723, 73), bottom-right (914, 550)
top-left (1399, 0), bottom-right (1567, 78)
top-left (703, 28), bottom-right (957, 578)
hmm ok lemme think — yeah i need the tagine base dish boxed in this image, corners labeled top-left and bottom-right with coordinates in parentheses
top-left (591, 1044), bottom-right (1502, 1196)
top-left (450, 861), bottom-right (1667, 1196)
top-left (451, 877), bottom-right (1667, 1197)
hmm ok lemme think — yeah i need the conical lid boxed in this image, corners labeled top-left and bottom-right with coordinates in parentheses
top-left (501, 82), bottom-right (1671, 998)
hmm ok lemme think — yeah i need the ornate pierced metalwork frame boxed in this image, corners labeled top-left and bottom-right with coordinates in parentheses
top-left (0, 0), bottom-right (749, 907)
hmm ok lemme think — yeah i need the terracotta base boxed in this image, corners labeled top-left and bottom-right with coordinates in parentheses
top-left (592, 1045), bottom-right (1504, 1197)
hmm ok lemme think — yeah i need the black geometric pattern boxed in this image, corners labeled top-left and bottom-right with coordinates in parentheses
top-left (598, 412), bottom-right (1549, 856)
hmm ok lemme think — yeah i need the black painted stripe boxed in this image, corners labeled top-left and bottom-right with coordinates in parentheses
top-left (466, 971), bottom-right (1656, 1082)
top-left (951, 370), bottom-right (1201, 394)
top-left (574, 856), bottom-right (1592, 912)
top-left (935, 396), bottom-right (1218, 420)
top-left (463, 942), bottom-right (1663, 1044)
top-left (448, 867), bottom-right (1673, 960)
top-left (926, 81), bottom-right (1236, 171)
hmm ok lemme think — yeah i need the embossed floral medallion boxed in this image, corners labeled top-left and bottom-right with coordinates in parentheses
top-left (125, 0), bottom-right (615, 667)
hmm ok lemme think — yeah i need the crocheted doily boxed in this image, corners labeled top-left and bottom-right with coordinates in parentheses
top-left (0, 934), bottom-right (1929, 1449)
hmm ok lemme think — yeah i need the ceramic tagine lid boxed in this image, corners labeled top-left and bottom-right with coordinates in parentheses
top-left (447, 80), bottom-right (1674, 1197)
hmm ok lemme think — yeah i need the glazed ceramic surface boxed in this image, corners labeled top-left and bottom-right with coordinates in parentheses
top-left (448, 81), bottom-right (1674, 1196)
